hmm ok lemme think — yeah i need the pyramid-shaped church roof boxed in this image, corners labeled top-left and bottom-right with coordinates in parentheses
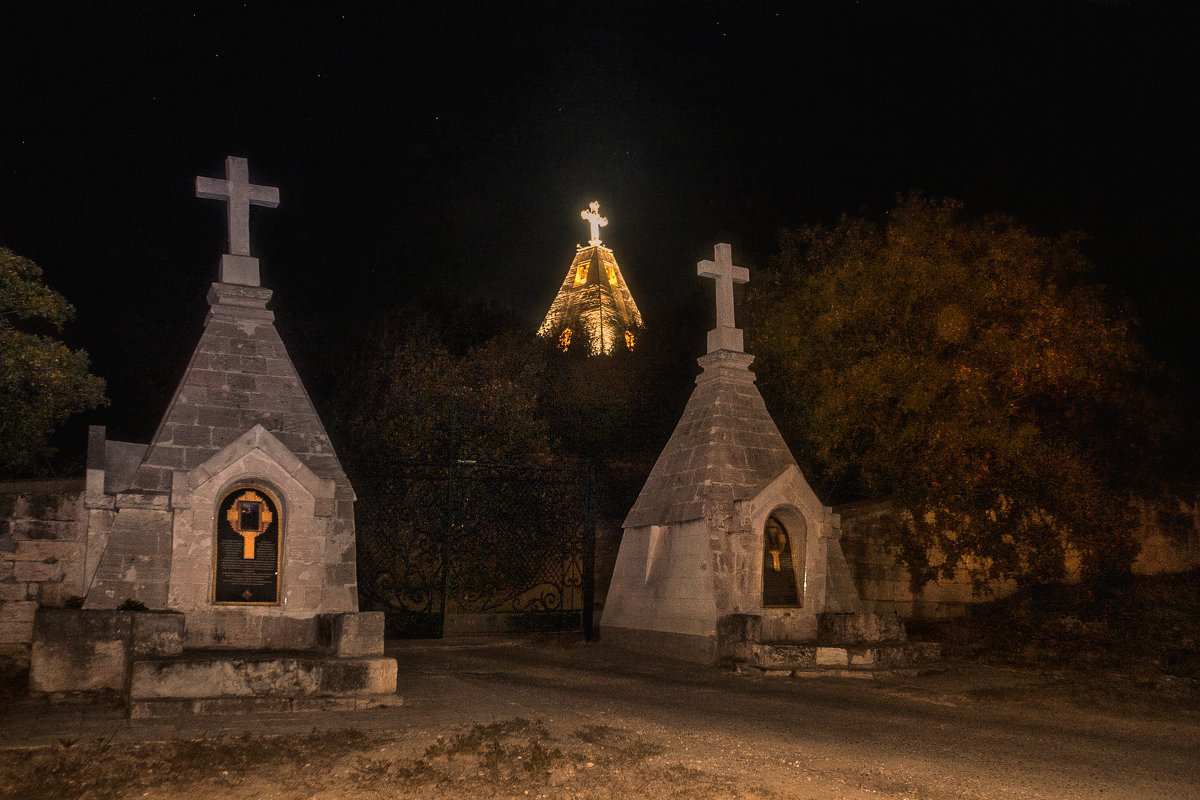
top-left (622, 244), bottom-right (798, 528)
top-left (538, 202), bottom-right (642, 354)
top-left (128, 158), bottom-right (349, 495)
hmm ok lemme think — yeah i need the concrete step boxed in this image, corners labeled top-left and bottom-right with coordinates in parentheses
top-left (129, 693), bottom-right (402, 718)
top-left (749, 640), bottom-right (941, 673)
top-left (127, 650), bottom-right (400, 717)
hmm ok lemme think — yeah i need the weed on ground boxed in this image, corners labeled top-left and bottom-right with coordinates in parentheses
top-left (0, 718), bottom-right (780, 800)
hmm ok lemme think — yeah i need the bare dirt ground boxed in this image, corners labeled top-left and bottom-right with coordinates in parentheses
top-left (1, 635), bottom-right (1198, 800)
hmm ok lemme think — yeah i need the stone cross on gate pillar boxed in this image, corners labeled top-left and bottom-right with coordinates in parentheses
top-left (196, 156), bottom-right (280, 286)
top-left (697, 242), bottom-right (750, 353)
top-left (581, 201), bottom-right (608, 247)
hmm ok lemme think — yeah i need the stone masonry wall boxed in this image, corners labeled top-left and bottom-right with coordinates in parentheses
top-left (837, 501), bottom-right (1004, 620)
top-left (0, 480), bottom-right (88, 669)
top-left (838, 498), bottom-right (1200, 620)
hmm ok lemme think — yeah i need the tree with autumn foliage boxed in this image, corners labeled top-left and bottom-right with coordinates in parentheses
top-left (747, 196), bottom-right (1196, 590)
top-left (0, 247), bottom-right (107, 476)
top-left (344, 308), bottom-right (554, 466)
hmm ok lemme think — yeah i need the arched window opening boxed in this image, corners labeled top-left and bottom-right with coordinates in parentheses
top-left (214, 484), bottom-right (282, 605)
top-left (762, 514), bottom-right (801, 607)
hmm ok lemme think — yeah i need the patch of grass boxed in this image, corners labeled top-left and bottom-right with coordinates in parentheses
top-left (657, 764), bottom-right (748, 799)
top-left (423, 717), bottom-right (549, 759)
top-left (422, 719), bottom-right (564, 786)
top-left (351, 756), bottom-right (439, 789)
top-left (2, 719), bottom-right (701, 800)
top-left (523, 739), bottom-right (562, 774)
top-left (569, 726), bottom-right (665, 769)
top-left (0, 728), bottom-right (379, 800)
top-left (478, 738), bottom-right (508, 778)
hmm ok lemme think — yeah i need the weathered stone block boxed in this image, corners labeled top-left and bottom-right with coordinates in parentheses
top-left (10, 520), bottom-right (70, 541)
top-left (227, 373), bottom-right (257, 393)
top-left (206, 387), bottom-right (250, 407)
top-left (131, 611), bottom-right (185, 657)
top-left (754, 642), bottom-right (816, 669)
top-left (817, 611), bottom-right (905, 644)
top-left (260, 614), bottom-right (319, 650)
top-left (289, 564), bottom-right (323, 586)
top-left (907, 641), bottom-right (942, 663)
top-left (0, 620), bottom-right (36, 644)
top-left (849, 648), bottom-right (877, 666)
top-left (263, 357), bottom-right (294, 377)
top-left (36, 581), bottom-right (79, 607)
top-left (324, 562), bottom-right (355, 586)
top-left (128, 654), bottom-right (397, 699)
top-left (287, 540), bottom-right (323, 563)
top-left (815, 646), bottom-right (849, 666)
top-left (193, 696), bottom-right (294, 715)
top-left (128, 698), bottom-right (201, 719)
top-left (184, 609), bottom-right (265, 649)
top-left (0, 642), bottom-right (29, 669)
top-left (168, 582), bottom-right (207, 608)
top-left (322, 612), bottom-right (384, 657)
top-left (29, 609), bottom-right (133, 692)
top-left (337, 585), bottom-right (362, 610)
top-left (0, 583), bottom-right (30, 602)
top-left (183, 448), bottom-right (214, 470)
top-left (13, 560), bottom-right (65, 582)
top-left (195, 407), bottom-right (242, 429)
top-left (169, 425), bottom-right (213, 448)
top-left (716, 613), bottom-right (761, 662)
top-left (13, 540), bottom-right (79, 561)
top-left (1, 600), bottom-right (38, 624)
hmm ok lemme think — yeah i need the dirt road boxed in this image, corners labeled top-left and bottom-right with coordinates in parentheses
top-left (390, 637), bottom-right (1199, 799)
top-left (2, 636), bottom-right (1197, 799)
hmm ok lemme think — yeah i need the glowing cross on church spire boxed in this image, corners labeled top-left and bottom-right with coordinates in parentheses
top-left (581, 201), bottom-right (608, 246)
top-left (698, 243), bottom-right (750, 353)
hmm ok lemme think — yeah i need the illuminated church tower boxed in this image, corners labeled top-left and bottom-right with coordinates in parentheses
top-left (538, 202), bottom-right (643, 354)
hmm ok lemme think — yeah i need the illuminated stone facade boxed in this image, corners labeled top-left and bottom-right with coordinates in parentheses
top-left (24, 155), bottom-right (396, 713)
top-left (83, 157), bottom-right (360, 628)
top-left (538, 203), bottom-right (643, 354)
top-left (602, 244), bottom-right (866, 665)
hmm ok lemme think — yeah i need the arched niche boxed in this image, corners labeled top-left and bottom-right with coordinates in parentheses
top-left (762, 506), bottom-right (807, 607)
top-left (167, 425), bottom-right (339, 614)
top-left (213, 481), bottom-right (284, 605)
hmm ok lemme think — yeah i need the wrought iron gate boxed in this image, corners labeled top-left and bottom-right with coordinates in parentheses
top-left (351, 460), bottom-right (595, 638)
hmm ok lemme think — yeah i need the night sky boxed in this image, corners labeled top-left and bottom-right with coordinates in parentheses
top-left (2, 2), bottom-right (1197, 448)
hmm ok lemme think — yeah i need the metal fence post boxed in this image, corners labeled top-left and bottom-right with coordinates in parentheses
top-left (583, 463), bottom-right (597, 640)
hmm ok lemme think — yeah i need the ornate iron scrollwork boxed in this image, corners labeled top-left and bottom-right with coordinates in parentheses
top-left (350, 460), bottom-right (593, 636)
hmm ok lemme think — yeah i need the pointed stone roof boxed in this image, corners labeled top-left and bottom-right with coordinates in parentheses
top-left (86, 156), bottom-right (356, 611)
top-left (538, 203), bottom-right (643, 354)
top-left (623, 350), bottom-right (798, 529)
top-left (128, 282), bottom-right (351, 498)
